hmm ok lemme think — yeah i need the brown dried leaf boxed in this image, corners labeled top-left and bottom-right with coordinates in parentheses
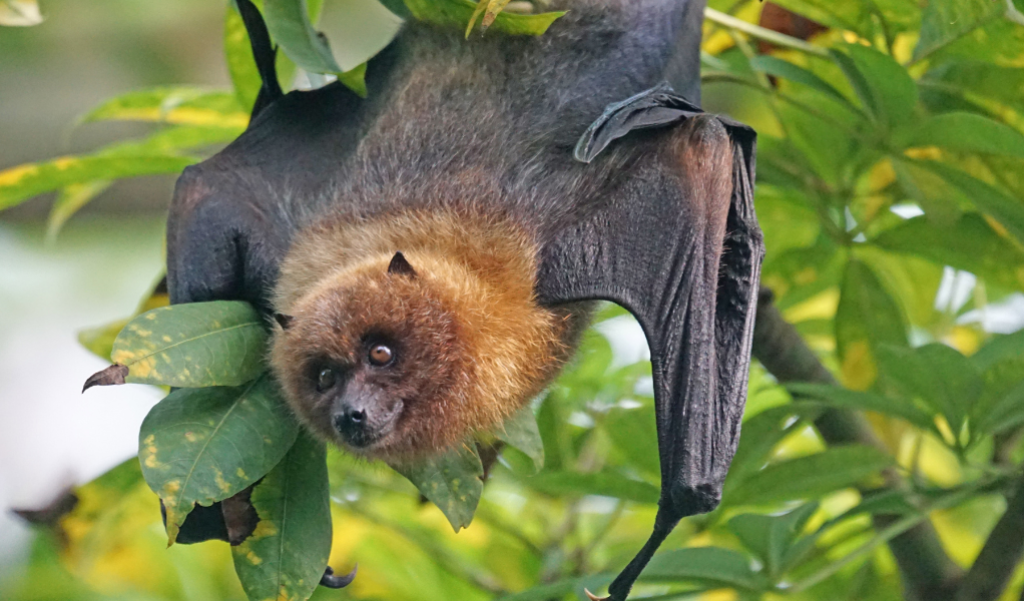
top-left (82, 364), bottom-right (129, 392)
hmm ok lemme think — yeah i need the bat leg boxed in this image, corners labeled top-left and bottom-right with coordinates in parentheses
top-left (587, 510), bottom-right (678, 601)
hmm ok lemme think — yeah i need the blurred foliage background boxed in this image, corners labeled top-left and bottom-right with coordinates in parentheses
top-left (3, 0), bottom-right (1024, 600)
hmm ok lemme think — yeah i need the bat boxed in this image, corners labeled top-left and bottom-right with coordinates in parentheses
top-left (165, 0), bottom-right (762, 598)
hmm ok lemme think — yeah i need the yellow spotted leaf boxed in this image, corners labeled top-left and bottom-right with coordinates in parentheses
top-left (232, 432), bottom-right (332, 601)
top-left (80, 87), bottom-right (248, 128)
top-left (390, 443), bottom-right (483, 532)
top-left (138, 377), bottom-right (300, 545)
top-left (108, 301), bottom-right (267, 388)
top-left (0, 154), bottom-right (196, 211)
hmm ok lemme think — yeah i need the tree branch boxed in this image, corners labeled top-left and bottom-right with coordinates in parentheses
top-left (752, 288), bottom-right (962, 600)
top-left (955, 472), bottom-right (1024, 601)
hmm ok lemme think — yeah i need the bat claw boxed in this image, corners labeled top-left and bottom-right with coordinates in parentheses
top-left (584, 588), bottom-right (610, 601)
top-left (320, 564), bottom-right (358, 589)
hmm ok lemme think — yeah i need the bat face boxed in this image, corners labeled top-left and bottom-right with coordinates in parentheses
top-left (270, 253), bottom-right (469, 460)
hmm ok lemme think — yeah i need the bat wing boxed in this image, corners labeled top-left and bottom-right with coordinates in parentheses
top-left (536, 85), bottom-right (763, 601)
top-left (166, 0), bottom-right (380, 312)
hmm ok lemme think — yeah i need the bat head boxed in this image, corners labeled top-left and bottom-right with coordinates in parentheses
top-left (270, 251), bottom-right (475, 460)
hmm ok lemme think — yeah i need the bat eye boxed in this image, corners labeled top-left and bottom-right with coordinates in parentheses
top-left (316, 368), bottom-right (337, 393)
top-left (368, 344), bottom-right (394, 366)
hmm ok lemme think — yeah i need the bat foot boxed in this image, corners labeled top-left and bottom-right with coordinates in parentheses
top-left (320, 564), bottom-right (358, 589)
top-left (584, 588), bottom-right (611, 601)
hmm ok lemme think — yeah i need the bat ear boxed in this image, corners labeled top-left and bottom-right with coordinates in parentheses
top-left (274, 313), bottom-right (294, 329)
top-left (387, 252), bottom-right (417, 278)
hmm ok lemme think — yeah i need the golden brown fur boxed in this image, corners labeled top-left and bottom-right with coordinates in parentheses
top-left (269, 209), bottom-right (587, 461)
top-left (677, 115), bottom-right (734, 262)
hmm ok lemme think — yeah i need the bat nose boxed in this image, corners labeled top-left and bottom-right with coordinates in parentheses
top-left (333, 404), bottom-right (372, 446)
top-left (346, 407), bottom-right (366, 424)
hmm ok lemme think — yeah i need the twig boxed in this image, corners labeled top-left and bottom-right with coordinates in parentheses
top-left (703, 8), bottom-right (828, 57)
top-left (955, 471), bottom-right (1024, 601)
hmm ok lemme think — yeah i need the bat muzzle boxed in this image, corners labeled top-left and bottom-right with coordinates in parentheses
top-left (332, 391), bottom-right (403, 449)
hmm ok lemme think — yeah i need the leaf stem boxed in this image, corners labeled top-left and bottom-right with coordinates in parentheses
top-left (703, 8), bottom-right (828, 57)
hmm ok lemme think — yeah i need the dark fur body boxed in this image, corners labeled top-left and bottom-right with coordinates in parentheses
top-left (168, 0), bottom-right (708, 310)
top-left (167, 2), bottom-right (763, 598)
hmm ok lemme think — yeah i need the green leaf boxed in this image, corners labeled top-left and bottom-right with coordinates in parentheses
top-left (831, 45), bottom-right (917, 131)
top-left (535, 392), bottom-right (568, 471)
top-left (891, 159), bottom-right (963, 223)
top-left (872, 213), bottom-right (1024, 290)
top-left (46, 181), bottom-right (112, 242)
top-left (405, 0), bottom-right (564, 37)
top-left (973, 330), bottom-right (1024, 372)
top-left (0, 155), bottom-right (196, 211)
top-left (494, 404), bottom-right (544, 473)
top-left (641, 546), bottom-right (768, 591)
top-left (224, 0), bottom-right (329, 107)
top-left (225, 0), bottom-right (265, 112)
top-left (40, 125), bottom-right (238, 233)
top-left (259, 0), bottom-right (368, 95)
top-left (0, 0), bottom-right (42, 26)
top-left (787, 382), bottom-right (936, 431)
top-left (837, 489), bottom-right (918, 520)
top-left (877, 344), bottom-right (982, 437)
top-left (916, 160), bottom-right (1024, 244)
top-left (750, 56), bottom-right (857, 112)
top-left (922, 62), bottom-right (1024, 114)
top-left (110, 301), bottom-right (267, 388)
top-left (525, 470), bottom-right (660, 504)
top-left (106, 125), bottom-right (244, 156)
top-left (766, 0), bottom-right (873, 37)
top-left (378, 0), bottom-right (411, 19)
top-left (337, 63), bottom-right (368, 98)
top-left (972, 336), bottom-right (1024, 437)
top-left (728, 405), bottom-right (809, 487)
top-left (139, 377), bottom-right (301, 544)
top-left (906, 112), bottom-right (1024, 159)
top-left (391, 444), bottom-right (483, 532)
top-left (232, 432), bottom-right (331, 601)
top-left (728, 502), bottom-right (819, 579)
top-left (603, 404), bottom-right (660, 478)
top-left (913, 0), bottom-right (1005, 63)
top-left (835, 259), bottom-right (908, 390)
top-left (973, 381), bottom-right (1024, 437)
top-left (725, 445), bottom-right (892, 507)
top-left (80, 87), bottom-right (247, 127)
top-left (263, 0), bottom-right (341, 73)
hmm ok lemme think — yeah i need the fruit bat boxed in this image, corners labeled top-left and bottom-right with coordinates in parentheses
top-left (165, 0), bottom-right (762, 598)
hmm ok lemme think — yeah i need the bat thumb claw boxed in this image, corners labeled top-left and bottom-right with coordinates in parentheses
top-left (584, 588), bottom-right (610, 601)
top-left (320, 563), bottom-right (358, 589)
